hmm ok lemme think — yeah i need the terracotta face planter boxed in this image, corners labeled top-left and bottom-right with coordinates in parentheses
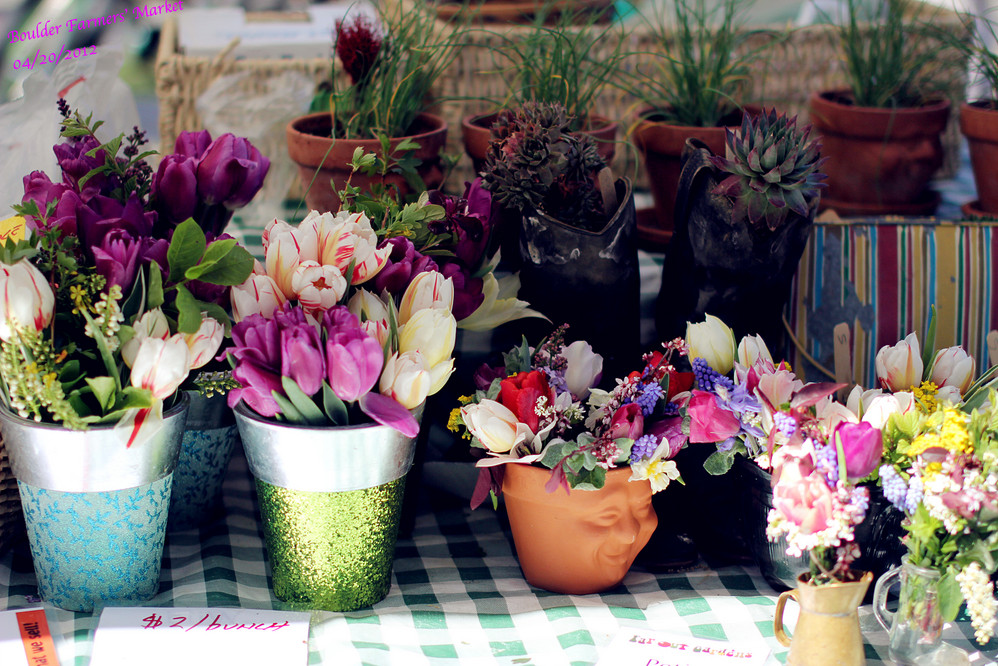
top-left (959, 100), bottom-right (998, 217)
top-left (501, 463), bottom-right (656, 595)
top-left (808, 91), bottom-right (950, 216)
top-left (632, 107), bottom-right (750, 248)
top-left (286, 112), bottom-right (448, 214)
top-left (461, 111), bottom-right (618, 177)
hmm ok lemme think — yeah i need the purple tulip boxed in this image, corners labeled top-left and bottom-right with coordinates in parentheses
top-left (151, 154), bottom-right (198, 225)
top-left (426, 178), bottom-right (494, 271)
top-left (21, 171), bottom-right (71, 230)
top-left (323, 306), bottom-right (383, 402)
top-left (174, 129), bottom-right (213, 160)
top-left (195, 133), bottom-right (270, 209)
top-left (438, 262), bottom-right (484, 321)
top-left (228, 360), bottom-right (283, 417)
top-left (140, 236), bottom-right (170, 279)
top-left (360, 392), bottom-right (419, 438)
top-left (228, 313), bottom-right (282, 370)
top-left (373, 237), bottom-right (439, 295)
top-left (76, 193), bottom-right (156, 256)
top-left (833, 421), bottom-right (883, 481)
top-left (53, 136), bottom-right (107, 198)
top-left (92, 228), bottom-right (141, 290)
top-left (473, 362), bottom-right (506, 391)
top-left (281, 321), bottom-right (325, 397)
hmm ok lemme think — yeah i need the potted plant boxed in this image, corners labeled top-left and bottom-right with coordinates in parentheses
top-left (656, 108), bottom-right (825, 352)
top-left (874, 399), bottom-right (998, 662)
top-left (808, 0), bottom-right (956, 216)
top-left (461, 6), bottom-right (627, 175)
top-left (286, 2), bottom-right (463, 213)
top-left (625, 0), bottom-right (772, 247)
top-left (450, 330), bottom-right (690, 594)
top-left (5, 107), bottom-right (254, 611)
top-left (769, 426), bottom-right (879, 666)
top-left (481, 101), bottom-right (640, 374)
top-left (939, 11), bottom-right (998, 217)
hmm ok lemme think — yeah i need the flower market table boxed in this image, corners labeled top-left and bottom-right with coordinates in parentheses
top-left (0, 449), bottom-right (993, 666)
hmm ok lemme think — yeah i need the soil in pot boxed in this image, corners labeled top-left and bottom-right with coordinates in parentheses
top-left (286, 112), bottom-right (448, 214)
top-left (809, 90), bottom-right (950, 216)
top-left (960, 100), bottom-right (998, 216)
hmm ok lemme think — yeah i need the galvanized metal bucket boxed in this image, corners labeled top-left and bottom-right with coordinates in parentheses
top-left (0, 396), bottom-right (188, 612)
top-left (234, 403), bottom-right (418, 611)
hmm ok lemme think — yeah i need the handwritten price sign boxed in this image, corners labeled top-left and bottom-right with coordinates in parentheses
top-left (90, 607), bottom-right (310, 666)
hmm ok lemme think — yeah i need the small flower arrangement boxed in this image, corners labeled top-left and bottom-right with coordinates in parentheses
top-left (4, 106), bottom-right (260, 446)
top-left (450, 327), bottom-right (693, 507)
top-left (878, 400), bottom-right (998, 644)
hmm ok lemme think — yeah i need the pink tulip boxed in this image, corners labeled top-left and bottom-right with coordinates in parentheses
top-left (875, 333), bottom-right (923, 392)
top-left (832, 421), bottom-right (883, 481)
top-left (231, 274), bottom-right (288, 322)
top-left (772, 470), bottom-right (836, 535)
top-left (931, 346), bottom-right (975, 395)
top-left (687, 390), bottom-right (742, 443)
top-left (0, 260), bottom-right (54, 341)
top-left (324, 308), bottom-right (384, 402)
top-left (756, 367), bottom-right (804, 409)
top-left (607, 403), bottom-right (644, 440)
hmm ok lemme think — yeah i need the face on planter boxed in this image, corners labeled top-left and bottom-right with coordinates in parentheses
top-left (566, 480), bottom-right (657, 589)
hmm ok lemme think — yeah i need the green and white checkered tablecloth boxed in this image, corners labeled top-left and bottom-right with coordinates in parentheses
top-left (1, 451), bottom-right (995, 666)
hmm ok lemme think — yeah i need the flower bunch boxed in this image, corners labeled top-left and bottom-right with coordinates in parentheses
top-left (4, 107), bottom-right (257, 446)
top-left (878, 401), bottom-right (998, 644)
top-left (765, 417), bottom-right (881, 583)
top-left (451, 328), bottom-right (694, 508)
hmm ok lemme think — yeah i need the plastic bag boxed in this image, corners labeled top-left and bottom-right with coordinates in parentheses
top-left (195, 69), bottom-right (315, 227)
top-left (0, 48), bottom-right (140, 210)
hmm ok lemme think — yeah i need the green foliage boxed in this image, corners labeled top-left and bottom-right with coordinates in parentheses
top-left (625, 0), bottom-right (773, 127)
top-left (481, 102), bottom-right (607, 230)
top-left (492, 6), bottom-right (629, 132)
top-left (709, 108), bottom-right (826, 230)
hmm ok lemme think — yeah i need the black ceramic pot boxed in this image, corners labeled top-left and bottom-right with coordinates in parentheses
top-left (514, 178), bottom-right (641, 377)
top-left (655, 138), bottom-right (818, 355)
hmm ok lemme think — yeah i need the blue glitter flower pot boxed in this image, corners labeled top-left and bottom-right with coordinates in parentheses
top-left (234, 404), bottom-right (418, 611)
top-left (168, 391), bottom-right (238, 531)
top-left (0, 397), bottom-right (188, 612)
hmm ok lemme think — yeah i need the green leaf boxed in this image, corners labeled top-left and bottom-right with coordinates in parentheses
top-left (272, 391), bottom-right (305, 424)
top-left (322, 382), bottom-right (348, 425)
top-left (147, 265), bottom-right (164, 309)
top-left (99, 387), bottom-right (155, 422)
top-left (938, 570), bottom-right (963, 623)
top-left (85, 376), bottom-right (117, 413)
top-left (174, 284), bottom-right (202, 334)
top-left (704, 448), bottom-right (736, 476)
top-left (184, 241), bottom-right (254, 286)
top-left (281, 377), bottom-right (326, 425)
top-left (921, 305), bottom-right (937, 381)
top-left (167, 218), bottom-right (207, 283)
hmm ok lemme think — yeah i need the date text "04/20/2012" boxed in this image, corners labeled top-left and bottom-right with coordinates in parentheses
top-left (13, 44), bottom-right (96, 70)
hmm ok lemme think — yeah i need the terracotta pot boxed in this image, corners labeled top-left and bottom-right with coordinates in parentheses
top-left (632, 107), bottom-right (750, 248)
top-left (286, 112), bottom-right (447, 213)
top-left (502, 463), bottom-right (656, 595)
top-left (960, 100), bottom-right (998, 216)
top-left (461, 111), bottom-right (618, 178)
top-left (808, 91), bottom-right (950, 216)
top-left (774, 571), bottom-right (873, 666)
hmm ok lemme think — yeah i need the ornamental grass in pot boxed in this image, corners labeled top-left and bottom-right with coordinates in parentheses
top-left (461, 6), bottom-right (627, 176)
top-left (287, 2), bottom-right (463, 213)
top-left (450, 331), bottom-right (692, 594)
top-left (808, 0), bottom-right (958, 216)
top-left (4, 108), bottom-right (257, 611)
top-left (623, 0), bottom-right (774, 247)
top-left (481, 102), bottom-right (639, 377)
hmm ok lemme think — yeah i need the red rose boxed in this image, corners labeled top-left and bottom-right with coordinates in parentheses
top-left (498, 370), bottom-right (553, 433)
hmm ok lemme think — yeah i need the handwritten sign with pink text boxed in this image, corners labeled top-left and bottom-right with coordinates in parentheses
top-left (89, 607), bottom-right (310, 666)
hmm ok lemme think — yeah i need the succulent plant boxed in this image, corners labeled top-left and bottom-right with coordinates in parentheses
top-left (482, 102), bottom-right (608, 231)
top-left (709, 108), bottom-right (826, 231)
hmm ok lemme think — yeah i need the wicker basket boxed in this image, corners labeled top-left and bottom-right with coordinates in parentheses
top-left (0, 432), bottom-right (25, 555)
top-left (155, 5), bottom-right (968, 196)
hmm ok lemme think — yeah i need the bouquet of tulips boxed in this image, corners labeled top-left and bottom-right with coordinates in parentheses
top-left (450, 328), bottom-right (694, 507)
top-left (4, 105), bottom-right (261, 446)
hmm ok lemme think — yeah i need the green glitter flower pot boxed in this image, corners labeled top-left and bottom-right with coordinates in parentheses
top-left (0, 396), bottom-right (188, 612)
top-left (234, 404), bottom-right (417, 612)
